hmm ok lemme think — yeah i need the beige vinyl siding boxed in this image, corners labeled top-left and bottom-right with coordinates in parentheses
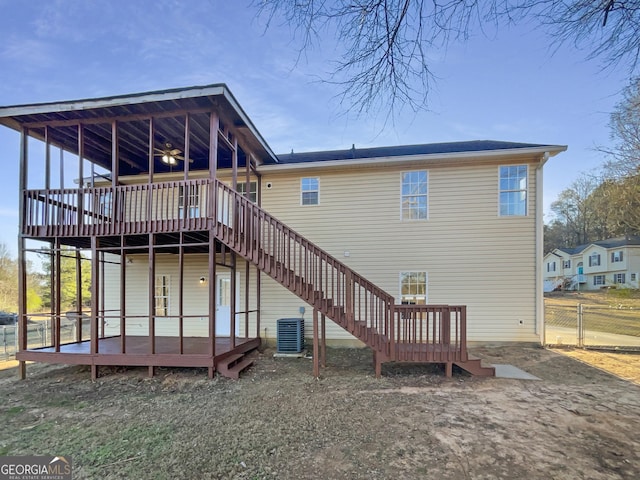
top-left (259, 161), bottom-right (539, 343)
top-left (101, 160), bottom-right (539, 344)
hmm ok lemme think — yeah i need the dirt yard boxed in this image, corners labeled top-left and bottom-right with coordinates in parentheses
top-left (1, 346), bottom-right (639, 479)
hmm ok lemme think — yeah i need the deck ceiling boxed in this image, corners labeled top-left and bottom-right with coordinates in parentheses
top-left (0, 85), bottom-right (278, 176)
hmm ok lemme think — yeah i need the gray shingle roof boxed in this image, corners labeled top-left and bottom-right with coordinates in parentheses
top-left (558, 236), bottom-right (640, 255)
top-left (277, 140), bottom-right (560, 163)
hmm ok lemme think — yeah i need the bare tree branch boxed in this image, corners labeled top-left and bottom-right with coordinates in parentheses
top-left (253, 1), bottom-right (640, 115)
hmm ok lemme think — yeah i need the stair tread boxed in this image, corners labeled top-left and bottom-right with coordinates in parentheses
top-left (228, 357), bottom-right (254, 372)
top-left (217, 353), bottom-right (244, 368)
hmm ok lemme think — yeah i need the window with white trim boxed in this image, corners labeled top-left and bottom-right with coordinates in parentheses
top-left (563, 260), bottom-right (571, 269)
top-left (589, 253), bottom-right (601, 267)
top-left (593, 275), bottom-right (605, 286)
top-left (400, 272), bottom-right (427, 305)
top-left (178, 184), bottom-right (200, 218)
top-left (301, 177), bottom-right (319, 205)
top-left (499, 165), bottom-right (527, 216)
top-left (631, 273), bottom-right (637, 282)
top-left (613, 273), bottom-right (626, 284)
top-left (154, 275), bottom-right (170, 317)
top-left (611, 251), bottom-right (624, 262)
top-left (547, 262), bottom-right (556, 273)
top-left (237, 181), bottom-right (257, 203)
top-left (401, 171), bottom-right (428, 220)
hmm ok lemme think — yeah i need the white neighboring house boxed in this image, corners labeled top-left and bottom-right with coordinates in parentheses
top-left (543, 236), bottom-right (640, 291)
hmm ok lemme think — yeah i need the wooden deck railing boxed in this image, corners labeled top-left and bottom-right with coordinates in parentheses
top-left (23, 179), bottom-right (211, 237)
top-left (22, 178), bottom-right (468, 363)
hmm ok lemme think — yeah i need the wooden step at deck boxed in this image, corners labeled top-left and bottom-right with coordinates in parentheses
top-left (454, 355), bottom-right (495, 377)
top-left (217, 352), bottom-right (255, 380)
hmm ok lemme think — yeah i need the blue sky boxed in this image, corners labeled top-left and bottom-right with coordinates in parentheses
top-left (0, 0), bottom-right (633, 254)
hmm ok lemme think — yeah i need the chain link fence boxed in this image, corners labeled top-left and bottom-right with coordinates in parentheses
top-left (545, 302), bottom-right (640, 350)
top-left (0, 317), bottom-right (84, 361)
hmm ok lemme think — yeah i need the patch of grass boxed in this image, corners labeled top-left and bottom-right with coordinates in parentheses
top-left (0, 445), bottom-right (11, 455)
top-left (3, 406), bottom-right (26, 418)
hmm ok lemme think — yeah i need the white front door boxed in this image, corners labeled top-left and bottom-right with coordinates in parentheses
top-left (215, 273), bottom-right (239, 336)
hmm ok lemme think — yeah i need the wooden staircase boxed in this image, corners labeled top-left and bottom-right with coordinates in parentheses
top-left (211, 179), bottom-right (494, 378)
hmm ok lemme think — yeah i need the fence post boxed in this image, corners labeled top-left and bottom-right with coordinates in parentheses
top-left (577, 303), bottom-right (584, 348)
top-left (2, 326), bottom-right (6, 356)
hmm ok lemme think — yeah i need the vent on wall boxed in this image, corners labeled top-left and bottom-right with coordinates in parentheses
top-left (276, 318), bottom-right (304, 353)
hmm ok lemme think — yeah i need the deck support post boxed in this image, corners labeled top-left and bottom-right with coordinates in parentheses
top-left (90, 237), bottom-right (99, 355)
top-left (178, 235), bottom-right (184, 355)
top-left (91, 365), bottom-right (98, 381)
top-left (148, 234), bottom-right (155, 356)
top-left (120, 240), bottom-right (126, 354)
top-left (312, 308), bottom-right (320, 378)
top-left (320, 313), bottom-right (326, 368)
top-left (75, 248), bottom-right (83, 343)
top-left (445, 362), bottom-right (453, 378)
top-left (208, 234), bottom-right (216, 361)
top-left (17, 127), bottom-right (28, 380)
top-left (230, 253), bottom-right (237, 348)
top-left (54, 238), bottom-right (61, 352)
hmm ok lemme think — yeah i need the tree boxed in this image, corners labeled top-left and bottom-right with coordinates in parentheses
top-left (254, 1), bottom-right (640, 114)
top-left (600, 76), bottom-right (640, 234)
top-left (40, 246), bottom-right (91, 312)
top-left (0, 243), bottom-right (43, 313)
top-left (550, 174), bottom-right (600, 246)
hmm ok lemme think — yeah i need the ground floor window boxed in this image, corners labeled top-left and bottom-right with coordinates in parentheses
top-left (400, 272), bottom-right (427, 304)
top-left (593, 275), bottom-right (605, 286)
top-left (613, 273), bottom-right (626, 284)
top-left (155, 275), bottom-right (170, 316)
top-left (632, 273), bottom-right (637, 282)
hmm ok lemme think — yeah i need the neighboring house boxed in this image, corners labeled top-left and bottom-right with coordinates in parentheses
top-left (543, 236), bottom-right (640, 291)
top-left (0, 84), bottom-right (566, 380)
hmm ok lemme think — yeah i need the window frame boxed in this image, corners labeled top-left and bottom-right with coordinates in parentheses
top-left (563, 260), bottom-right (571, 269)
top-left (613, 273), bottom-right (626, 284)
top-left (399, 271), bottom-right (428, 305)
top-left (611, 251), bottom-right (624, 263)
top-left (154, 274), bottom-right (170, 317)
top-left (400, 170), bottom-right (429, 221)
top-left (593, 275), bottom-right (605, 286)
top-left (300, 177), bottom-right (320, 206)
top-left (237, 181), bottom-right (258, 203)
top-left (498, 165), bottom-right (528, 217)
top-left (589, 253), bottom-right (601, 267)
top-left (547, 261), bottom-right (556, 273)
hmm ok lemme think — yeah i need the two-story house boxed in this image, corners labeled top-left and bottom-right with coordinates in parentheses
top-left (544, 236), bottom-right (640, 291)
top-left (0, 84), bottom-right (566, 379)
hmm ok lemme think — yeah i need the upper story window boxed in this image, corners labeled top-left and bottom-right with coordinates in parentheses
top-left (547, 261), bottom-right (556, 272)
top-left (178, 184), bottom-right (200, 218)
top-left (301, 177), bottom-right (319, 205)
top-left (499, 165), bottom-right (528, 216)
top-left (238, 181), bottom-right (257, 203)
top-left (401, 171), bottom-right (428, 220)
top-left (588, 253), bottom-right (601, 267)
top-left (563, 260), bottom-right (571, 269)
top-left (400, 272), bottom-right (427, 304)
top-left (611, 251), bottom-right (624, 262)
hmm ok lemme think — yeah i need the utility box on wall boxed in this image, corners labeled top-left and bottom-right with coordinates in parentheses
top-left (276, 318), bottom-right (304, 354)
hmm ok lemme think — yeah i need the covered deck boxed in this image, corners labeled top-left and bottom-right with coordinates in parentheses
top-left (17, 335), bottom-right (260, 378)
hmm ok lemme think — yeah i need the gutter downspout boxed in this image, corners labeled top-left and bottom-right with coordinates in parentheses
top-left (535, 152), bottom-right (550, 344)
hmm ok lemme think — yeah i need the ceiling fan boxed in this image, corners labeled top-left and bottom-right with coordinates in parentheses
top-left (154, 142), bottom-right (192, 165)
